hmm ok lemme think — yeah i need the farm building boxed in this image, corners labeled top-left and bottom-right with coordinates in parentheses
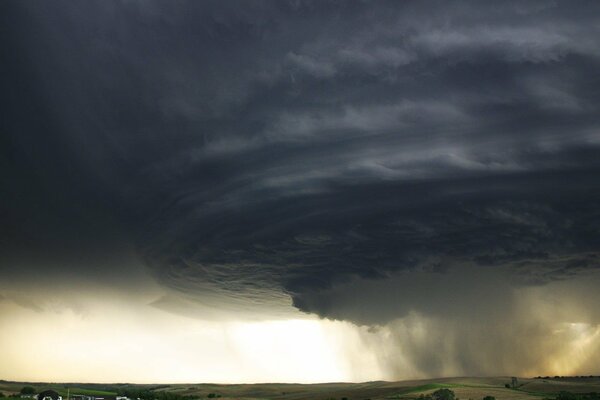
top-left (37, 390), bottom-right (61, 400)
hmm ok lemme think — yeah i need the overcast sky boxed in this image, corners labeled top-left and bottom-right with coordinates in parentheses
top-left (2, 0), bottom-right (600, 383)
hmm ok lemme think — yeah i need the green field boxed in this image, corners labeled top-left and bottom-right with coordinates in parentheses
top-left (0, 383), bottom-right (118, 398)
top-left (2, 376), bottom-right (600, 400)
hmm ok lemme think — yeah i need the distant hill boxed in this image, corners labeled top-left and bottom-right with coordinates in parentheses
top-left (2, 376), bottom-right (600, 400)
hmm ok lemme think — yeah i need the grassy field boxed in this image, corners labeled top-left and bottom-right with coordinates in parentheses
top-left (2, 376), bottom-right (600, 400)
top-left (0, 382), bottom-right (118, 398)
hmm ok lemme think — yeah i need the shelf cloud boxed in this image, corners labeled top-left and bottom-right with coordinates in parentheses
top-left (2, 0), bottom-right (600, 380)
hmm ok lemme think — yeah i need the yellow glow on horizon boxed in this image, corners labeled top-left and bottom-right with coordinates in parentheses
top-left (0, 298), bottom-right (381, 384)
top-left (227, 319), bottom-right (348, 382)
top-left (4, 276), bottom-right (600, 383)
top-left (546, 323), bottom-right (600, 377)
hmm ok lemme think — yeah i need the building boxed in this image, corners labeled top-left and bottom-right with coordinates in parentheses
top-left (37, 390), bottom-right (61, 400)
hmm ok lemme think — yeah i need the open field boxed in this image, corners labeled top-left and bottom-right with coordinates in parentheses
top-left (0, 382), bottom-right (119, 398)
top-left (2, 377), bottom-right (600, 400)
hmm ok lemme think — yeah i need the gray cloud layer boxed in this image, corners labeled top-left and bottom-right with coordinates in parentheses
top-left (2, 0), bottom-right (600, 376)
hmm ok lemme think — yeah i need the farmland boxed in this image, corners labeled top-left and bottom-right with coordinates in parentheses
top-left (2, 376), bottom-right (600, 400)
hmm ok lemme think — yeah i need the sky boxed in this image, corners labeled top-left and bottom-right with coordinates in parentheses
top-left (1, 0), bottom-right (600, 383)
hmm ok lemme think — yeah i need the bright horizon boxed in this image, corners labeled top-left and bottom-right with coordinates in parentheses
top-left (2, 268), bottom-right (600, 383)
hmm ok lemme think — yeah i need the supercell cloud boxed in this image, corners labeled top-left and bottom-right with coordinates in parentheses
top-left (2, 0), bottom-right (600, 378)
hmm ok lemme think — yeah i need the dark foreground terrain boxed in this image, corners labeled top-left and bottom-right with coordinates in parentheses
top-left (2, 376), bottom-right (600, 400)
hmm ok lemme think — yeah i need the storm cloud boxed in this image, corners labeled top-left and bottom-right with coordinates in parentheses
top-left (2, 0), bottom-right (600, 378)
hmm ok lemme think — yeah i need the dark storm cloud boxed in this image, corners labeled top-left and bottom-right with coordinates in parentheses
top-left (2, 0), bottom-right (600, 327)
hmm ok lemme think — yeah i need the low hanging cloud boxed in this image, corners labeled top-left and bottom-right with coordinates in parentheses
top-left (3, 0), bottom-right (600, 378)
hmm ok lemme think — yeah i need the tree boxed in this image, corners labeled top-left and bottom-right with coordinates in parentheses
top-left (483, 396), bottom-right (496, 400)
top-left (556, 392), bottom-right (577, 400)
top-left (432, 389), bottom-right (456, 400)
top-left (20, 388), bottom-right (35, 395)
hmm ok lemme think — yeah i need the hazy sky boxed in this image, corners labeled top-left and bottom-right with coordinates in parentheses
top-left (2, 0), bottom-right (600, 383)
